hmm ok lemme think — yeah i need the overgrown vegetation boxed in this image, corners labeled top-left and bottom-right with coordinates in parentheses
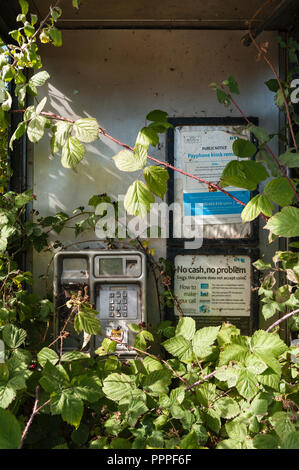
top-left (0, 0), bottom-right (298, 450)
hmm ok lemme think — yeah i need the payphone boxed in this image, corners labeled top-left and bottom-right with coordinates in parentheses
top-left (53, 250), bottom-right (147, 357)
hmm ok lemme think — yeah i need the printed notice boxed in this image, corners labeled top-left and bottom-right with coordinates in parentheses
top-left (174, 254), bottom-right (251, 317)
top-left (174, 126), bottom-right (250, 224)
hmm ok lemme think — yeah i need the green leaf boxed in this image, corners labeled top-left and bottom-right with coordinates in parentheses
top-left (162, 335), bottom-right (193, 362)
top-left (220, 160), bottom-right (268, 190)
top-left (214, 397), bottom-right (240, 419)
top-left (28, 71), bottom-right (50, 88)
top-left (253, 434), bottom-right (278, 449)
top-left (196, 382), bottom-right (217, 407)
top-left (175, 317), bottom-right (196, 341)
top-left (251, 330), bottom-right (287, 357)
top-left (73, 118), bottom-right (99, 143)
top-left (282, 431), bottom-right (299, 449)
top-left (248, 124), bottom-right (270, 144)
top-left (74, 308), bottom-right (101, 335)
top-left (124, 180), bottom-right (155, 218)
top-left (60, 351), bottom-right (90, 362)
top-left (19, 0), bottom-right (29, 15)
top-left (61, 137), bottom-right (85, 169)
top-left (2, 324), bottom-right (27, 348)
top-left (95, 338), bottom-right (117, 356)
top-left (241, 194), bottom-right (274, 222)
top-left (143, 166), bottom-right (169, 199)
top-left (265, 206), bottom-right (299, 237)
top-left (72, 375), bottom-right (103, 402)
top-left (0, 408), bottom-right (21, 449)
top-left (39, 362), bottom-right (70, 394)
top-left (216, 89), bottom-right (230, 106)
top-left (279, 148), bottom-right (299, 168)
top-left (143, 369), bottom-right (172, 395)
top-left (37, 347), bottom-right (59, 367)
top-left (51, 390), bottom-right (83, 429)
top-left (136, 127), bottom-right (159, 147)
top-left (102, 373), bottom-right (135, 401)
top-left (49, 27), bottom-right (62, 47)
top-left (236, 369), bottom-right (259, 399)
top-left (265, 79), bottom-right (280, 93)
top-left (264, 177), bottom-right (296, 207)
top-left (256, 148), bottom-right (282, 177)
top-left (270, 412), bottom-right (295, 441)
top-left (24, 22), bottom-right (35, 38)
top-left (179, 429), bottom-right (198, 449)
top-left (218, 343), bottom-right (250, 366)
top-left (113, 148), bottom-right (147, 172)
top-left (224, 76), bottom-right (240, 95)
top-left (146, 110), bottom-right (168, 122)
top-left (9, 121), bottom-right (27, 150)
top-left (27, 115), bottom-right (48, 143)
top-left (72, 0), bottom-right (81, 9)
top-left (225, 416), bottom-right (247, 441)
top-left (193, 326), bottom-right (220, 358)
top-left (216, 439), bottom-right (243, 449)
top-left (51, 121), bottom-right (72, 154)
top-left (232, 138), bottom-right (256, 158)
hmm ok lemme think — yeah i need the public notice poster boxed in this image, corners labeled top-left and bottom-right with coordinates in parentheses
top-left (174, 254), bottom-right (252, 332)
top-left (174, 125), bottom-right (251, 225)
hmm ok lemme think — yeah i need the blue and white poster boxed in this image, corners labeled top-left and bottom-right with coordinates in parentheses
top-left (174, 126), bottom-right (251, 225)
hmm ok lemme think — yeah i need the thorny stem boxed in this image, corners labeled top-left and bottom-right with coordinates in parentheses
top-left (185, 370), bottom-right (217, 392)
top-left (18, 385), bottom-right (40, 449)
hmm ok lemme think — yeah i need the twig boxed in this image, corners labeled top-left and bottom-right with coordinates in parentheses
top-left (18, 385), bottom-right (40, 449)
top-left (266, 308), bottom-right (299, 333)
top-left (185, 370), bottom-right (217, 392)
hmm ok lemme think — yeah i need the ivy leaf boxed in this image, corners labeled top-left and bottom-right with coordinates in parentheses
top-left (124, 180), bottom-right (155, 218)
top-left (241, 194), bottom-right (274, 222)
top-left (192, 326), bottom-right (220, 358)
top-left (232, 138), bottom-right (256, 158)
top-left (265, 206), bottom-right (299, 237)
top-left (73, 118), bottom-right (99, 143)
top-left (144, 166), bottom-right (169, 199)
top-left (61, 137), bottom-right (85, 169)
top-left (0, 409), bottom-right (21, 449)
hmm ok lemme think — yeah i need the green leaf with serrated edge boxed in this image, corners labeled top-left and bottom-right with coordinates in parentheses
top-left (51, 121), bottom-right (72, 154)
top-left (264, 177), bottom-right (295, 206)
top-left (225, 75), bottom-right (240, 94)
top-left (0, 408), bottom-right (21, 449)
top-left (232, 138), bottom-right (256, 158)
top-left (202, 409), bottom-right (221, 434)
top-left (241, 194), bottom-right (273, 222)
top-left (60, 351), bottom-right (89, 362)
top-left (74, 308), bottom-right (101, 335)
top-left (37, 347), bottom-right (59, 367)
top-left (252, 259), bottom-right (272, 270)
top-left (257, 368), bottom-right (280, 390)
top-left (175, 317), bottom-right (196, 341)
top-left (73, 118), bottom-right (99, 143)
top-left (220, 160), bottom-right (268, 190)
top-left (72, 375), bottom-right (103, 402)
top-left (146, 109), bottom-right (168, 122)
top-left (226, 416), bottom-right (247, 441)
top-left (196, 382), bottom-right (217, 407)
top-left (124, 180), bottom-right (155, 218)
top-left (279, 148), bottom-right (299, 168)
top-left (248, 124), bottom-right (270, 144)
top-left (39, 362), bottom-right (70, 394)
top-left (193, 326), bottom-right (220, 358)
top-left (49, 27), bottom-right (62, 47)
top-left (265, 78), bottom-right (280, 92)
top-left (216, 439), bottom-right (243, 449)
top-left (36, 96), bottom-right (47, 115)
top-left (214, 397), bottom-right (240, 419)
top-left (251, 330), bottom-right (288, 357)
top-left (27, 115), bottom-right (48, 143)
top-left (253, 434), bottom-right (278, 449)
top-left (218, 342), bottom-right (250, 366)
top-left (28, 71), bottom-right (50, 88)
top-left (214, 366), bottom-right (239, 387)
top-left (256, 148), bottom-right (282, 177)
top-left (265, 206), bottom-right (299, 237)
top-left (270, 412), bottom-right (296, 441)
top-left (143, 369), bottom-right (172, 395)
top-left (9, 121), bottom-right (27, 150)
top-left (102, 373), bottom-right (135, 401)
top-left (236, 369), bottom-right (259, 399)
top-left (2, 324), bottom-right (27, 348)
top-left (162, 335), bottom-right (193, 362)
top-left (144, 166), bottom-right (169, 199)
top-left (217, 323), bottom-right (240, 346)
top-left (50, 390), bottom-right (83, 429)
top-left (136, 127), bottom-right (159, 147)
top-left (179, 429), bottom-right (198, 449)
top-left (245, 354), bottom-right (268, 375)
top-left (61, 136), bottom-right (85, 169)
top-left (216, 88), bottom-right (230, 106)
top-left (282, 431), bottom-right (299, 449)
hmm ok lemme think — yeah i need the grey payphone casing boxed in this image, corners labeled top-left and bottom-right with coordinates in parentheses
top-left (53, 250), bottom-right (147, 358)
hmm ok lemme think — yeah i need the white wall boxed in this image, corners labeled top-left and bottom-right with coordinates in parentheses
top-left (31, 29), bottom-right (279, 325)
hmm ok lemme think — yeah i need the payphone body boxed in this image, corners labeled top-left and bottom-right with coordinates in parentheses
top-left (53, 250), bottom-right (147, 358)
